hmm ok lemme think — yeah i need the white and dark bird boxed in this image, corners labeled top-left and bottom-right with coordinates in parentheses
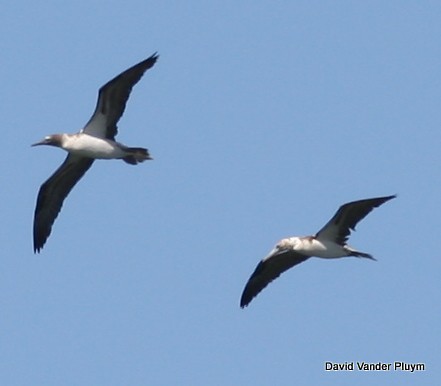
top-left (32, 53), bottom-right (159, 253)
top-left (240, 195), bottom-right (396, 308)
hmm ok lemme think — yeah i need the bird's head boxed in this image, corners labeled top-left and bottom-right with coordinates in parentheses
top-left (263, 237), bottom-right (297, 261)
top-left (278, 238), bottom-right (299, 250)
top-left (32, 134), bottom-right (63, 148)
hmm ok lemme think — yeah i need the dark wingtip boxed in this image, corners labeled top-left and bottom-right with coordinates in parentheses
top-left (373, 194), bottom-right (397, 208)
top-left (33, 241), bottom-right (43, 254)
top-left (33, 239), bottom-right (44, 254)
top-left (148, 52), bottom-right (160, 64)
top-left (134, 52), bottom-right (159, 73)
top-left (240, 262), bottom-right (267, 309)
top-left (369, 194), bottom-right (397, 205)
top-left (240, 297), bottom-right (249, 309)
top-left (33, 223), bottom-right (47, 254)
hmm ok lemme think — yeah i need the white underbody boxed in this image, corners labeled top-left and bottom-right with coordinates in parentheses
top-left (267, 236), bottom-right (355, 260)
top-left (299, 237), bottom-right (350, 258)
top-left (62, 134), bottom-right (127, 159)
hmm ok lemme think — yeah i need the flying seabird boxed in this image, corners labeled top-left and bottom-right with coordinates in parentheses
top-left (32, 53), bottom-right (159, 253)
top-left (240, 195), bottom-right (396, 308)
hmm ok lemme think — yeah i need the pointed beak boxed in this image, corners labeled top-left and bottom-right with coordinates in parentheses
top-left (263, 246), bottom-right (284, 262)
top-left (31, 139), bottom-right (48, 147)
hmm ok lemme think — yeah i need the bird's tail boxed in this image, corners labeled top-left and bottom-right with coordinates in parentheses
top-left (351, 250), bottom-right (376, 261)
top-left (122, 147), bottom-right (152, 165)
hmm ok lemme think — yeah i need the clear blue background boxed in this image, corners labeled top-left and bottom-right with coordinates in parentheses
top-left (1, 1), bottom-right (439, 385)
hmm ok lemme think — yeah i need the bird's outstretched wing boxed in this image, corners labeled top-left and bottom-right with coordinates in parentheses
top-left (240, 250), bottom-right (310, 308)
top-left (82, 53), bottom-right (159, 140)
top-left (33, 155), bottom-right (94, 253)
top-left (315, 195), bottom-right (396, 245)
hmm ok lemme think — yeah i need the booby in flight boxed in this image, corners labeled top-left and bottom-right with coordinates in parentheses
top-left (32, 53), bottom-right (158, 253)
top-left (240, 195), bottom-right (396, 308)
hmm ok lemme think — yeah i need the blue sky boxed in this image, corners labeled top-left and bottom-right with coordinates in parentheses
top-left (1, 1), bottom-right (439, 385)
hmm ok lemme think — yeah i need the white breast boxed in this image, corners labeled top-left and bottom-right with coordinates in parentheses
top-left (63, 134), bottom-right (125, 159)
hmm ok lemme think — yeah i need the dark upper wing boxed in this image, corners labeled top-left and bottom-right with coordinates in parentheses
top-left (82, 53), bottom-right (159, 140)
top-left (240, 250), bottom-right (310, 308)
top-left (315, 195), bottom-right (396, 245)
top-left (33, 155), bottom-right (94, 253)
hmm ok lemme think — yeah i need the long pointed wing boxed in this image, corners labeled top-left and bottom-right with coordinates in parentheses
top-left (33, 155), bottom-right (94, 253)
top-left (82, 53), bottom-right (159, 140)
top-left (315, 195), bottom-right (396, 245)
top-left (240, 250), bottom-right (310, 308)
